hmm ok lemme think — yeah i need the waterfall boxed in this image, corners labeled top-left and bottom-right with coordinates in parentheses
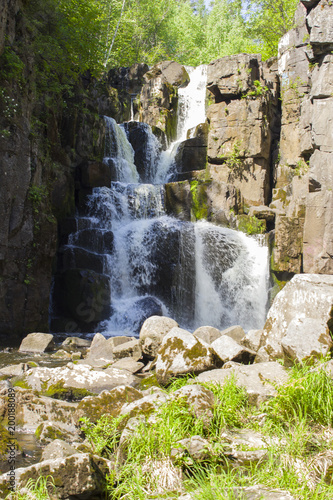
top-left (56, 65), bottom-right (270, 336)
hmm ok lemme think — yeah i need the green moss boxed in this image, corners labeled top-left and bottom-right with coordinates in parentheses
top-left (139, 374), bottom-right (161, 390)
top-left (190, 180), bottom-right (209, 221)
top-left (42, 381), bottom-right (94, 401)
top-left (237, 215), bottom-right (266, 235)
top-left (12, 377), bottom-right (31, 389)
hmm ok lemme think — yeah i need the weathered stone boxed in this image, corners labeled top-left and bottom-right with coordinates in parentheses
top-left (41, 439), bottom-right (79, 461)
top-left (24, 363), bottom-right (137, 396)
top-left (171, 384), bottom-right (215, 423)
top-left (0, 453), bottom-right (112, 499)
top-left (18, 333), bottom-right (54, 353)
top-left (196, 362), bottom-right (288, 406)
top-left (211, 335), bottom-right (256, 364)
top-left (272, 215), bottom-right (304, 273)
top-left (155, 327), bottom-right (221, 385)
top-left (261, 274), bottom-right (333, 362)
top-left (171, 435), bottom-right (214, 462)
top-left (51, 349), bottom-right (72, 360)
top-left (282, 317), bottom-right (332, 363)
top-left (145, 61), bottom-right (190, 88)
top-left (207, 54), bottom-right (261, 100)
top-left (248, 206), bottom-right (277, 222)
top-left (311, 55), bottom-right (333, 98)
top-left (233, 485), bottom-right (296, 499)
top-left (120, 392), bottom-right (167, 418)
top-left (62, 337), bottom-right (91, 348)
top-left (193, 325), bottom-right (222, 344)
top-left (35, 421), bottom-right (78, 444)
top-left (85, 332), bottom-right (115, 367)
top-left (0, 363), bottom-right (30, 377)
top-left (140, 315), bottom-right (179, 359)
top-left (221, 325), bottom-right (246, 343)
top-left (241, 330), bottom-right (263, 353)
top-left (75, 385), bottom-right (143, 424)
top-left (111, 357), bottom-right (144, 374)
top-left (113, 339), bottom-right (142, 361)
top-left (308, 0), bottom-right (333, 51)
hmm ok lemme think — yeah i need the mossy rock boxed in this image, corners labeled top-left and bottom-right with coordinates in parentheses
top-left (237, 214), bottom-right (266, 235)
top-left (0, 423), bottom-right (12, 460)
top-left (42, 381), bottom-right (94, 401)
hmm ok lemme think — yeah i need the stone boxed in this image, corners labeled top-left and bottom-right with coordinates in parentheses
top-left (171, 435), bottom-right (214, 462)
top-left (145, 61), bottom-right (190, 88)
top-left (18, 333), bottom-right (54, 353)
top-left (0, 363), bottom-right (30, 377)
top-left (51, 349), bottom-right (71, 360)
top-left (85, 332), bottom-right (114, 367)
top-left (272, 215), bottom-right (304, 273)
top-left (120, 392), bottom-right (167, 419)
top-left (24, 363), bottom-right (137, 396)
top-left (261, 274), bottom-right (333, 363)
top-left (211, 335), bottom-right (256, 364)
top-left (140, 315), bottom-right (179, 359)
top-left (174, 135), bottom-right (207, 176)
top-left (220, 428), bottom-right (268, 451)
top-left (233, 485), bottom-right (296, 499)
top-left (35, 421), bottom-right (78, 444)
top-left (155, 327), bottom-right (221, 385)
top-left (171, 384), bottom-right (215, 423)
top-left (75, 385), bottom-right (143, 424)
top-left (111, 358), bottom-right (144, 374)
top-left (308, 0), bottom-right (333, 50)
top-left (193, 325), bottom-right (222, 344)
top-left (0, 453), bottom-right (112, 499)
top-left (196, 362), bottom-right (288, 406)
top-left (221, 325), bottom-right (246, 343)
top-left (78, 160), bottom-right (111, 188)
top-left (248, 206), bottom-right (277, 222)
top-left (207, 54), bottom-right (261, 100)
top-left (281, 317), bottom-right (332, 363)
top-left (241, 330), bottom-right (263, 353)
top-left (41, 439), bottom-right (79, 461)
top-left (62, 337), bottom-right (91, 348)
top-left (113, 339), bottom-right (142, 361)
top-left (310, 55), bottom-right (333, 98)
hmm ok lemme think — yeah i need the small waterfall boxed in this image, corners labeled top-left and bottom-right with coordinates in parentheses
top-left (154, 65), bottom-right (208, 183)
top-left (104, 117), bottom-right (139, 183)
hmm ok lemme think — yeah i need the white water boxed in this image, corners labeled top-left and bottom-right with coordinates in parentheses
top-left (67, 65), bottom-right (269, 336)
top-left (153, 65), bottom-right (207, 183)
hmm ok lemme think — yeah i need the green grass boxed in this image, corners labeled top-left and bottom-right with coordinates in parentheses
top-left (7, 476), bottom-right (55, 499)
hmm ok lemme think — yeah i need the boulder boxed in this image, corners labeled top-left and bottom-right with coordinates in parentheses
top-left (308, 0), bottom-right (333, 52)
top-left (111, 358), bottom-right (144, 374)
top-left (18, 333), bottom-right (54, 353)
top-left (193, 325), bottom-right (222, 344)
top-left (113, 339), bottom-right (142, 361)
top-left (120, 392), bottom-right (167, 419)
top-left (78, 160), bottom-right (111, 188)
top-left (35, 421), bottom-right (78, 444)
top-left (207, 54), bottom-right (261, 100)
top-left (261, 274), bottom-right (333, 363)
top-left (211, 335), bottom-right (256, 364)
top-left (0, 453), bottom-right (112, 499)
top-left (155, 327), bottom-right (221, 385)
top-left (62, 337), bottom-right (91, 349)
top-left (221, 325), bottom-right (246, 343)
top-left (196, 362), bottom-right (288, 406)
top-left (140, 315), bottom-right (179, 359)
top-left (24, 363), bottom-right (137, 396)
top-left (41, 439), bottom-right (79, 461)
top-left (171, 435), bottom-right (214, 462)
top-left (75, 385), bottom-right (143, 424)
top-left (0, 363), bottom-right (30, 377)
top-left (241, 330), bottom-right (263, 353)
top-left (171, 384), bottom-right (215, 424)
top-left (84, 333), bottom-right (115, 367)
top-left (145, 61), bottom-right (190, 88)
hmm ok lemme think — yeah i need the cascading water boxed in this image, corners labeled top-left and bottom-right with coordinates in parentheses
top-left (59, 65), bottom-right (269, 337)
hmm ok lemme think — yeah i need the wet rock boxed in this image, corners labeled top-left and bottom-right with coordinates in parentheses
top-left (41, 439), bottom-right (79, 461)
top-left (140, 315), bottom-right (179, 359)
top-left (211, 336), bottom-right (256, 364)
top-left (196, 362), bottom-right (288, 406)
top-left (75, 385), bottom-right (143, 424)
top-left (0, 453), bottom-right (113, 499)
top-left (193, 325), bottom-right (222, 344)
top-left (18, 333), bottom-right (55, 354)
top-left (78, 159), bottom-right (111, 188)
top-left (261, 274), bottom-right (333, 363)
top-left (113, 339), bottom-right (142, 362)
top-left (155, 327), bottom-right (221, 385)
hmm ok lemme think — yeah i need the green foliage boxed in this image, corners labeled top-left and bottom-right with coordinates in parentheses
top-left (7, 475), bottom-right (55, 499)
top-left (264, 361), bottom-right (333, 427)
top-left (28, 185), bottom-right (48, 215)
top-left (190, 180), bottom-right (209, 221)
top-left (246, 0), bottom-right (299, 59)
top-left (80, 413), bottom-right (127, 456)
top-left (245, 80), bottom-right (269, 98)
top-left (294, 159), bottom-right (309, 177)
top-left (237, 214), bottom-right (266, 235)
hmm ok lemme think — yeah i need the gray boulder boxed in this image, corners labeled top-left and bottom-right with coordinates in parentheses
top-left (171, 384), bottom-right (215, 423)
top-left (261, 274), bottom-right (333, 363)
top-left (41, 439), bottom-right (79, 461)
top-left (113, 339), bottom-right (142, 361)
top-left (111, 357), bottom-right (144, 373)
top-left (140, 315), bottom-right (179, 359)
top-left (193, 325), bottom-right (222, 344)
top-left (18, 332), bottom-right (54, 353)
top-left (241, 330), bottom-right (263, 353)
top-left (155, 327), bottom-right (221, 385)
top-left (196, 362), bottom-right (288, 406)
top-left (221, 325), bottom-right (246, 343)
top-left (211, 335), bottom-right (256, 364)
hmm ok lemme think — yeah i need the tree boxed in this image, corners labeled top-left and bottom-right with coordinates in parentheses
top-left (246, 0), bottom-right (299, 58)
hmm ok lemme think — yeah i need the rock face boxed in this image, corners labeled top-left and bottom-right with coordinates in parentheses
top-left (260, 274), bottom-right (333, 363)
